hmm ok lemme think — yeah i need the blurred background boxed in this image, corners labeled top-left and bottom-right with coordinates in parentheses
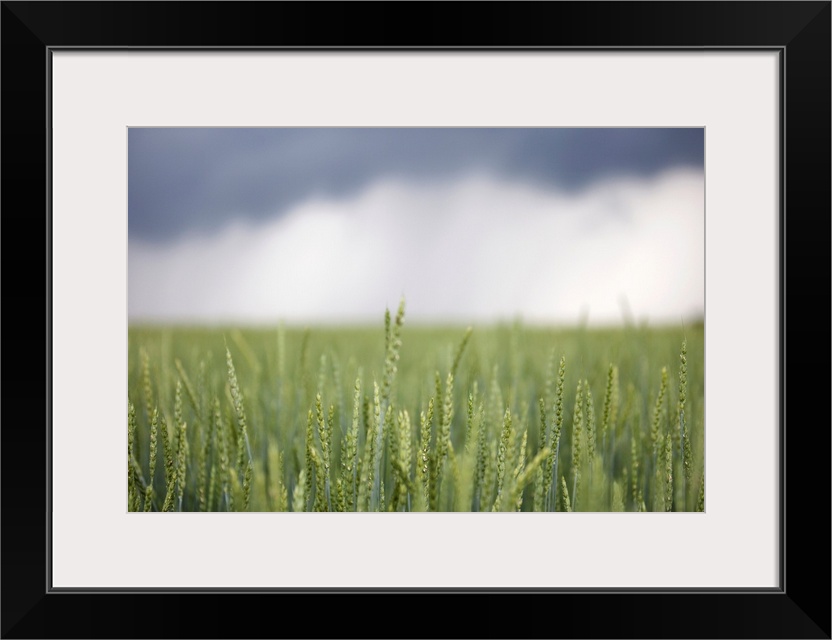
top-left (128, 128), bottom-right (704, 326)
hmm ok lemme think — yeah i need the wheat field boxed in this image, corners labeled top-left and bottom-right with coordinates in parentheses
top-left (127, 300), bottom-right (704, 512)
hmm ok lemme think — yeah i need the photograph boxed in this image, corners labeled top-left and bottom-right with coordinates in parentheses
top-left (2, 0), bottom-right (826, 633)
top-left (128, 127), bottom-right (705, 513)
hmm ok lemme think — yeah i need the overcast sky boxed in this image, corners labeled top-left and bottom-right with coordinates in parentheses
top-left (128, 128), bottom-right (704, 325)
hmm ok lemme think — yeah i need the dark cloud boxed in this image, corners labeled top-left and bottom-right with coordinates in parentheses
top-left (129, 128), bottom-right (703, 241)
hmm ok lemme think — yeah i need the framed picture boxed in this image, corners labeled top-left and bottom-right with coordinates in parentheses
top-left (2, 2), bottom-right (829, 638)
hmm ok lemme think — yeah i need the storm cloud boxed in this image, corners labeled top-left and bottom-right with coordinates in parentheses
top-left (128, 128), bottom-right (703, 242)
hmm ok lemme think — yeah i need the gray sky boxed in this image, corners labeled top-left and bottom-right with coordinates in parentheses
top-left (128, 128), bottom-right (704, 325)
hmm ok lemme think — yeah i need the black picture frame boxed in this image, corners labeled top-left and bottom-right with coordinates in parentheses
top-left (2, 2), bottom-right (829, 638)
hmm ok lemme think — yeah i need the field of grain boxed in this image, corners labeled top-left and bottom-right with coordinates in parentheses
top-left (127, 301), bottom-right (703, 512)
